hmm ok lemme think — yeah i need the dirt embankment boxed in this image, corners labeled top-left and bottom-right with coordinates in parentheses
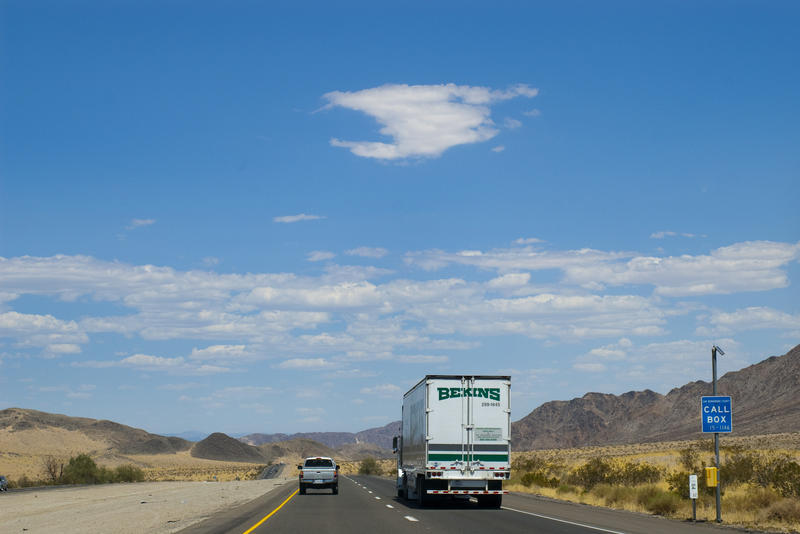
top-left (0, 478), bottom-right (291, 534)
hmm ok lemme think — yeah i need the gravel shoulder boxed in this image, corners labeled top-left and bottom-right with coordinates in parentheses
top-left (1, 477), bottom-right (291, 534)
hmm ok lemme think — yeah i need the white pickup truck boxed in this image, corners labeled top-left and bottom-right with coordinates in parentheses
top-left (297, 456), bottom-right (339, 495)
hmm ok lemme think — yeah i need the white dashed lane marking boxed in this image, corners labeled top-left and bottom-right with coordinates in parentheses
top-left (386, 504), bottom-right (394, 509)
top-left (404, 516), bottom-right (419, 522)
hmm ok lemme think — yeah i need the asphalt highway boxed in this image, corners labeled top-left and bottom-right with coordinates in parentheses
top-left (182, 475), bottom-right (740, 534)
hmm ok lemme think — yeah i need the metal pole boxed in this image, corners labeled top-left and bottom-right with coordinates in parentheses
top-left (712, 346), bottom-right (722, 523)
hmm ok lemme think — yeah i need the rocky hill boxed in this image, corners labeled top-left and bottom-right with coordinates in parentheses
top-left (241, 421), bottom-right (399, 450)
top-left (511, 343), bottom-right (800, 450)
top-left (190, 432), bottom-right (266, 462)
top-left (0, 408), bottom-right (191, 455)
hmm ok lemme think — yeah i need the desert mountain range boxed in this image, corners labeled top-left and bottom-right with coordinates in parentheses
top-left (1, 343), bottom-right (797, 468)
top-left (512, 343), bottom-right (800, 449)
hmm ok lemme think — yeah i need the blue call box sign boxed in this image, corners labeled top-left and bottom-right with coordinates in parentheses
top-left (701, 396), bottom-right (732, 433)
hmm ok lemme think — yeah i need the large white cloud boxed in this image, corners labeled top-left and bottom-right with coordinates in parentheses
top-left (0, 239), bottom-right (797, 372)
top-left (324, 83), bottom-right (538, 160)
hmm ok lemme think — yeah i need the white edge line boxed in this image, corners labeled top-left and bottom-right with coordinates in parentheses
top-left (501, 507), bottom-right (628, 534)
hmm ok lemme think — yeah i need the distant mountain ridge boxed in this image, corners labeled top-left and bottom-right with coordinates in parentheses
top-left (240, 421), bottom-right (399, 450)
top-left (511, 343), bottom-right (800, 450)
top-left (0, 407), bottom-right (192, 455)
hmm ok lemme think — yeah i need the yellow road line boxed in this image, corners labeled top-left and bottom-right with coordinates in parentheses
top-left (242, 488), bottom-right (299, 534)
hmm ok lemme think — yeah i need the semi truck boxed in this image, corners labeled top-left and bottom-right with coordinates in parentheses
top-left (393, 375), bottom-right (511, 508)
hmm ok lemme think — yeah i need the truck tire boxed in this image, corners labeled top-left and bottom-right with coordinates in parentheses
top-left (477, 495), bottom-right (502, 508)
top-left (398, 475), bottom-right (407, 499)
top-left (299, 484), bottom-right (306, 495)
top-left (332, 485), bottom-right (338, 495)
top-left (416, 476), bottom-right (426, 507)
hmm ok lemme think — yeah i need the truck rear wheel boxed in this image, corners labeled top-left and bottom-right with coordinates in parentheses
top-left (299, 483), bottom-right (306, 495)
top-left (477, 495), bottom-right (502, 508)
top-left (416, 476), bottom-right (427, 507)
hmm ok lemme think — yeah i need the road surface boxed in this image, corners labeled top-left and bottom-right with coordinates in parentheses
top-left (182, 475), bottom-right (742, 534)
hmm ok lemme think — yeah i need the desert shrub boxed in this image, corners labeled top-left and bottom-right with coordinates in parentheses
top-left (62, 454), bottom-right (101, 484)
top-left (721, 449), bottom-right (761, 486)
top-left (771, 460), bottom-right (800, 498)
top-left (766, 499), bottom-right (800, 522)
top-left (115, 464), bottom-right (145, 482)
top-left (642, 489), bottom-right (681, 515)
top-left (595, 484), bottom-right (636, 506)
top-left (567, 457), bottom-right (613, 489)
top-left (679, 448), bottom-right (700, 472)
top-left (521, 471), bottom-right (559, 488)
top-left (10, 475), bottom-right (37, 488)
top-left (613, 461), bottom-right (663, 485)
top-left (556, 484), bottom-right (577, 494)
top-left (725, 486), bottom-right (781, 511)
top-left (358, 457), bottom-right (382, 475)
top-left (41, 455), bottom-right (64, 483)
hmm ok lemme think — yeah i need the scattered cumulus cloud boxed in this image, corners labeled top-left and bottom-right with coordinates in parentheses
top-left (277, 357), bottom-right (336, 369)
top-left (324, 83), bottom-right (538, 160)
top-left (514, 238), bottom-right (545, 245)
top-left (346, 247), bottom-right (388, 259)
top-left (308, 251), bottom-right (336, 262)
top-left (504, 117), bottom-right (522, 129)
top-left (360, 384), bottom-right (402, 395)
top-left (273, 214), bottom-right (326, 223)
top-left (491, 145), bottom-right (505, 152)
top-left (523, 109), bottom-right (541, 117)
top-left (126, 218), bottom-right (156, 230)
top-left (650, 231), bottom-right (705, 239)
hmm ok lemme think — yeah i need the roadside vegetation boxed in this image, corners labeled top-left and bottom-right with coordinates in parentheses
top-left (6, 453), bottom-right (267, 488)
top-left (8, 454), bottom-right (145, 488)
top-left (508, 438), bottom-right (800, 532)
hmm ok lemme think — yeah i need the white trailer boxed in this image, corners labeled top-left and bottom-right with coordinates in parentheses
top-left (393, 375), bottom-right (511, 508)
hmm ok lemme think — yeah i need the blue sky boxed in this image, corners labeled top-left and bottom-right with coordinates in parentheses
top-left (1, 1), bottom-right (798, 436)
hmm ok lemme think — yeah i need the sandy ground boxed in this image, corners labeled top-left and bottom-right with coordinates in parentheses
top-left (0, 477), bottom-right (291, 534)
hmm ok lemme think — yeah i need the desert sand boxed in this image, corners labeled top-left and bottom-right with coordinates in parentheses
top-left (0, 477), bottom-right (290, 534)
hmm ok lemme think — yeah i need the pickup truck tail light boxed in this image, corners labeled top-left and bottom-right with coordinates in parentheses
top-left (299, 472), bottom-right (303, 479)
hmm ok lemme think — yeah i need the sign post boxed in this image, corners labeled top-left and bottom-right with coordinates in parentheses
top-left (689, 474), bottom-right (698, 521)
top-left (703, 345), bottom-right (730, 523)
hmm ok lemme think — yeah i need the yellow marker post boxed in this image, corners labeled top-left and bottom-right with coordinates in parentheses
top-left (705, 466), bottom-right (718, 487)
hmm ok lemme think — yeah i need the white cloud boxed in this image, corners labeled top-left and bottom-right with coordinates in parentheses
top-left (564, 240), bottom-right (800, 296)
top-left (397, 354), bottom-right (449, 364)
top-left (523, 109), bottom-right (541, 117)
top-left (345, 247), bottom-right (389, 259)
top-left (273, 214), bottom-right (326, 223)
top-left (202, 257), bottom-right (220, 266)
top-left (126, 218), bottom-right (156, 230)
top-left (360, 383), bottom-right (402, 395)
top-left (189, 344), bottom-right (249, 361)
top-left (650, 231), bottom-right (704, 239)
top-left (308, 251), bottom-right (336, 262)
top-left (573, 362), bottom-right (606, 372)
top-left (409, 240), bottom-right (800, 297)
top-left (324, 83), bottom-right (538, 160)
top-left (491, 145), bottom-right (505, 152)
top-left (487, 273), bottom-right (530, 289)
top-left (46, 343), bottom-right (82, 354)
top-left (706, 307), bottom-right (800, 334)
top-left (277, 357), bottom-right (335, 369)
top-left (504, 117), bottom-right (522, 129)
top-left (514, 238), bottom-right (545, 245)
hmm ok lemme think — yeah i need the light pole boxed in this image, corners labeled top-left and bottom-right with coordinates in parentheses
top-left (712, 345), bottom-right (724, 523)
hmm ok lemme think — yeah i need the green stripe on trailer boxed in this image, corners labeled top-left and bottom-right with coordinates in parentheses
top-left (427, 453), bottom-right (510, 462)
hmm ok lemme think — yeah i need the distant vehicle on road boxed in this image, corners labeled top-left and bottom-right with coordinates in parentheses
top-left (0, 475), bottom-right (8, 491)
top-left (394, 375), bottom-right (511, 508)
top-left (298, 457), bottom-right (338, 495)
